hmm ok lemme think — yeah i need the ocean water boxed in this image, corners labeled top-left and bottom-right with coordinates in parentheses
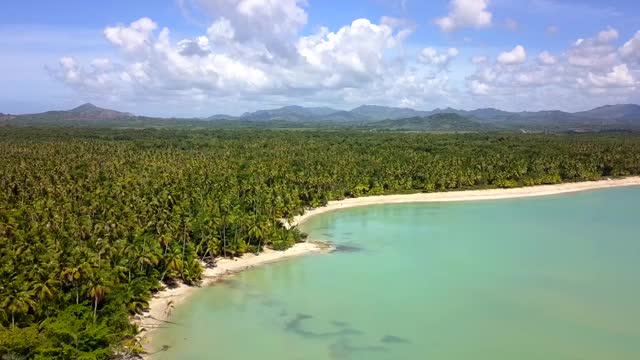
top-left (149, 187), bottom-right (640, 359)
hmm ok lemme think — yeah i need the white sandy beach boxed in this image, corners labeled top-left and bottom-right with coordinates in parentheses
top-left (289, 177), bottom-right (640, 227)
top-left (138, 176), bottom-right (640, 355)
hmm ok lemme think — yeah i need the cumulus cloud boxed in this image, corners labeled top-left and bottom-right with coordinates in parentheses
top-left (497, 45), bottom-right (526, 65)
top-left (597, 27), bottom-right (619, 43)
top-left (469, 80), bottom-right (490, 95)
top-left (58, 57), bottom-right (80, 83)
top-left (90, 58), bottom-right (113, 71)
top-left (567, 27), bottom-right (619, 68)
top-left (51, 15), bottom-right (455, 108)
top-left (620, 31), bottom-right (640, 62)
top-left (207, 18), bottom-right (235, 43)
top-left (104, 17), bottom-right (157, 53)
top-left (177, 36), bottom-right (211, 56)
top-left (418, 47), bottom-right (459, 70)
top-left (580, 64), bottom-right (636, 88)
top-left (537, 51), bottom-right (556, 65)
top-left (183, 0), bottom-right (308, 59)
top-left (435, 0), bottom-right (492, 32)
top-left (296, 18), bottom-right (412, 87)
top-left (464, 27), bottom-right (639, 109)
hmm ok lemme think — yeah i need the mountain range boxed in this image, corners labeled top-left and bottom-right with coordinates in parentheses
top-left (2, 103), bottom-right (640, 132)
top-left (222, 103), bottom-right (640, 129)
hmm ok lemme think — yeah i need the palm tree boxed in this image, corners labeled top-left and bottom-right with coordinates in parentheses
top-left (32, 278), bottom-right (57, 303)
top-left (60, 263), bottom-right (87, 305)
top-left (86, 273), bottom-right (109, 320)
top-left (160, 245), bottom-right (183, 282)
top-left (0, 285), bottom-right (36, 329)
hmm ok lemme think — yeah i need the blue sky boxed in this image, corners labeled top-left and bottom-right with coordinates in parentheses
top-left (1, 0), bottom-right (639, 117)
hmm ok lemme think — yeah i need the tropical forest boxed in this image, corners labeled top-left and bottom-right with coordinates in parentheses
top-left (1, 128), bottom-right (640, 359)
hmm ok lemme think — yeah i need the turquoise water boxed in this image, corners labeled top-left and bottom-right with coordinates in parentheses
top-left (150, 187), bottom-right (640, 359)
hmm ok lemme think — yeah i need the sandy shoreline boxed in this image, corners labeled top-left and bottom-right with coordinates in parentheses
top-left (136, 242), bottom-right (329, 354)
top-left (138, 176), bottom-right (640, 356)
top-left (290, 177), bottom-right (640, 227)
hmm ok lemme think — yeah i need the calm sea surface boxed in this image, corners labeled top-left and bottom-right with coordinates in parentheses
top-left (151, 187), bottom-right (640, 359)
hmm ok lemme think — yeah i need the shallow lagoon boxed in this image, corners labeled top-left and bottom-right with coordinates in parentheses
top-left (151, 187), bottom-right (640, 359)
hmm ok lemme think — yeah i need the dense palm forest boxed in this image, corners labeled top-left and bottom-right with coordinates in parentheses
top-left (1, 128), bottom-right (640, 359)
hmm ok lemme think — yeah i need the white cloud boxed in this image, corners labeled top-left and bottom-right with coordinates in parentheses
top-left (296, 18), bottom-right (410, 87)
top-left (185, 0), bottom-right (308, 58)
top-left (567, 27), bottom-right (619, 68)
top-left (418, 47), bottom-right (459, 69)
top-left (90, 58), bottom-right (113, 71)
top-left (580, 64), bottom-right (636, 88)
top-left (51, 16), bottom-right (448, 108)
top-left (514, 72), bottom-right (539, 85)
top-left (104, 17), bottom-right (157, 53)
top-left (597, 27), bottom-right (619, 43)
top-left (435, 0), bottom-right (492, 32)
top-left (537, 51), bottom-right (556, 65)
top-left (471, 55), bottom-right (488, 64)
top-left (469, 80), bottom-right (490, 95)
top-left (58, 57), bottom-right (80, 83)
top-left (620, 31), bottom-right (640, 62)
top-left (207, 18), bottom-right (235, 43)
top-left (497, 45), bottom-right (526, 65)
top-left (462, 27), bottom-right (640, 110)
top-left (177, 36), bottom-right (211, 56)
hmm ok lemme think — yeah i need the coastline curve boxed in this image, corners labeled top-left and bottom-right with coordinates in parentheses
top-left (289, 177), bottom-right (640, 228)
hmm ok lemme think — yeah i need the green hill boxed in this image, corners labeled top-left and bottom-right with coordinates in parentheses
top-left (366, 113), bottom-right (498, 132)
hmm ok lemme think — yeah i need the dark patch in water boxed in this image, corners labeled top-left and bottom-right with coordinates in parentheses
top-left (380, 335), bottom-right (411, 344)
top-left (329, 338), bottom-right (387, 359)
top-left (321, 233), bottom-right (334, 238)
top-left (219, 279), bottom-right (241, 289)
top-left (148, 344), bottom-right (171, 355)
top-left (285, 313), bottom-right (313, 331)
top-left (333, 244), bottom-right (363, 253)
top-left (285, 313), bottom-right (362, 339)
top-left (279, 309), bottom-right (288, 317)
top-left (331, 320), bottom-right (349, 328)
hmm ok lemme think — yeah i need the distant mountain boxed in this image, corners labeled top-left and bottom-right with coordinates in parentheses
top-left (13, 103), bottom-right (134, 124)
top-left (207, 114), bottom-right (239, 121)
top-left (467, 108), bottom-right (512, 119)
top-left (239, 105), bottom-right (343, 121)
top-left (367, 113), bottom-right (497, 132)
top-left (319, 110), bottom-right (364, 122)
top-left (205, 103), bottom-right (639, 130)
top-left (67, 103), bottom-right (133, 119)
top-left (225, 104), bottom-right (429, 122)
top-left (350, 105), bottom-right (428, 121)
top-left (574, 104), bottom-right (640, 120)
